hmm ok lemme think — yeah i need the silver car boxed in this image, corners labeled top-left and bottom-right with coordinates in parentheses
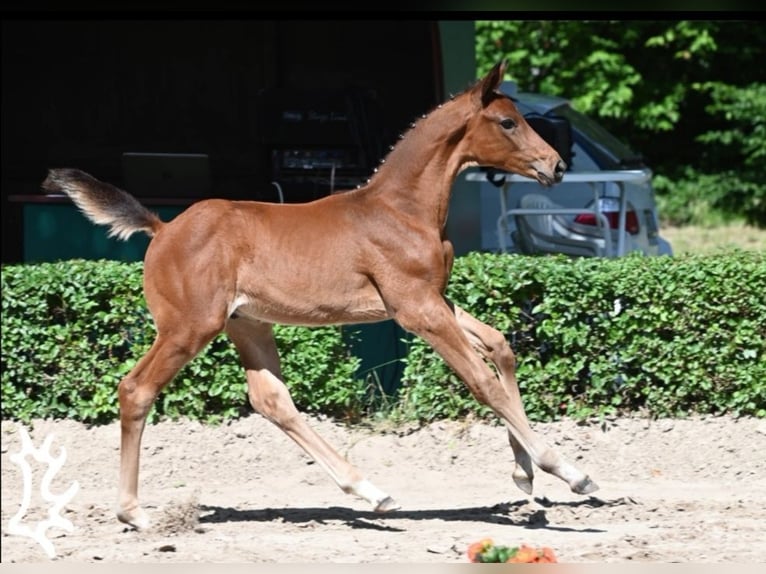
top-left (472, 82), bottom-right (673, 257)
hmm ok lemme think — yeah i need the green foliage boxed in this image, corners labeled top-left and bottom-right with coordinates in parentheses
top-left (1, 260), bottom-right (146, 424)
top-left (653, 80), bottom-right (766, 227)
top-left (1, 260), bottom-right (365, 425)
top-left (397, 251), bottom-right (766, 423)
top-left (3, 255), bottom-right (765, 426)
top-left (475, 20), bottom-right (766, 228)
top-left (690, 82), bottom-right (766, 226)
top-left (653, 167), bottom-right (741, 227)
top-left (276, 325), bottom-right (370, 422)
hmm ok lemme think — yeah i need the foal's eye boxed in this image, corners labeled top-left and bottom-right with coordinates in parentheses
top-left (500, 118), bottom-right (517, 130)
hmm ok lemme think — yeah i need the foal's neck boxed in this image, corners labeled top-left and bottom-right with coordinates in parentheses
top-left (362, 93), bottom-right (473, 230)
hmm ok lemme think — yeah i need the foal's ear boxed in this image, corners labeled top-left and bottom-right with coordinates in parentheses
top-left (477, 60), bottom-right (507, 108)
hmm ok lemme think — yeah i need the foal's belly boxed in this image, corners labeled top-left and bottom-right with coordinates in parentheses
top-left (228, 289), bottom-right (390, 327)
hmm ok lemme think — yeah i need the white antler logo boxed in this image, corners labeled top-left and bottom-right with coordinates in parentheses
top-left (7, 426), bottom-right (80, 558)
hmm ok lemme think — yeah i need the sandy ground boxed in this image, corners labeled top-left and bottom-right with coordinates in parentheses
top-left (2, 413), bottom-right (765, 564)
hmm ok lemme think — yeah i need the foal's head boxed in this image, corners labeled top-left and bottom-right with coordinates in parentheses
top-left (465, 61), bottom-right (566, 186)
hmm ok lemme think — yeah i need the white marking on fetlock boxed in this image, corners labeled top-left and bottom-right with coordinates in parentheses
top-left (346, 479), bottom-right (396, 510)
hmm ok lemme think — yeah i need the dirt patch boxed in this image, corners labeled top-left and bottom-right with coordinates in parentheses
top-left (2, 413), bottom-right (765, 563)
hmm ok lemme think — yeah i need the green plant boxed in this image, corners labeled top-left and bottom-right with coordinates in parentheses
top-left (3, 254), bottom-right (764, 425)
top-left (1, 260), bottom-right (147, 423)
top-left (397, 251), bottom-right (766, 423)
top-left (467, 539), bottom-right (558, 563)
top-left (1, 260), bottom-right (365, 424)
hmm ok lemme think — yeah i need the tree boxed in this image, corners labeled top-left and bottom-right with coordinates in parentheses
top-left (476, 20), bottom-right (766, 226)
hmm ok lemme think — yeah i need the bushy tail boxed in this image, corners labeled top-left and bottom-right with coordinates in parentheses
top-left (42, 168), bottom-right (164, 240)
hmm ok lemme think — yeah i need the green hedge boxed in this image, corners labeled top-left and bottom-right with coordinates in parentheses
top-left (1, 260), bottom-right (364, 424)
top-left (2, 253), bottom-right (765, 425)
top-left (398, 251), bottom-right (766, 422)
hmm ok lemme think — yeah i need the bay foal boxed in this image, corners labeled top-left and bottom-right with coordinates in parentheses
top-left (44, 61), bottom-right (597, 530)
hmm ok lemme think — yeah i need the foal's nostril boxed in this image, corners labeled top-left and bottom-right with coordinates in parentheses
top-left (554, 159), bottom-right (567, 181)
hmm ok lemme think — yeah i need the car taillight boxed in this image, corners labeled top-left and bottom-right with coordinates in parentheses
top-left (574, 200), bottom-right (640, 235)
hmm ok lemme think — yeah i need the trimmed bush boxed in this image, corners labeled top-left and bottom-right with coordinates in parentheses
top-left (1, 260), bottom-right (364, 424)
top-left (2, 252), bottom-right (764, 425)
top-left (398, 251), bottom-right (766, 422)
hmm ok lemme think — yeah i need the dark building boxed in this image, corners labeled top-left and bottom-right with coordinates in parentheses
top-left (2, 19), bottom-right (477, 263)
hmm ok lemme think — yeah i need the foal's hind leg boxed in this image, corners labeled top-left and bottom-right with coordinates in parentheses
top-left (225, 317), bottom-right (399, 512)
top-left (117, 330), bottom-right (217, 529)
top-left (395, 293), bottom-right (597, 496)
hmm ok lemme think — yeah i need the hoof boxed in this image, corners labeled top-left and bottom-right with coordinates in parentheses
top-left (116, 507), bottom-right (151, 530)
top-left (512, 473), bottom-right (534, 495)
top-left (571, 476), bottom-right (599, 495)
top-left (373, 496), bottom-right (401, 513)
